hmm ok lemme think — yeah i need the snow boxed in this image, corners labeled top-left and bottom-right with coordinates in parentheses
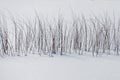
top-left (0, 0), bottom-right (120, 80)
top-left (0, 54), bottom-right (120, 80)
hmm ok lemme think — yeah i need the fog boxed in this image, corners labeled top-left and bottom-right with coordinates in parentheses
top-left (0, 0), bottom-right (120, 18)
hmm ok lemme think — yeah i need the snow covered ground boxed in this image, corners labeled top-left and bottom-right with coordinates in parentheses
top-left (0, 54), bottom-right (120, 80)
top-left (0, 0), bottom-right (120, 80)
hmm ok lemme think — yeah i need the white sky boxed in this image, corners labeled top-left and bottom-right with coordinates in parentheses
top-left (0, 0), bottom-right (120, 18)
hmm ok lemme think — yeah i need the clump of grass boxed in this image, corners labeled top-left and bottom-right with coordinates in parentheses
top-left (0, 12), bottom-right (119, 57)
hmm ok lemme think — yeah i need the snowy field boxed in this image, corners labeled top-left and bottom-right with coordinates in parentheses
top-left (0, 0), bottom-right (120, 80)
top-left (0, 54), bottom-right (120, 80)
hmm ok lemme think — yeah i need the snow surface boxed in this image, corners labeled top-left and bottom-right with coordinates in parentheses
top-left (0, 54), bottom-right (120, 80)
top-left (0, 0), bottom-right (120, 80)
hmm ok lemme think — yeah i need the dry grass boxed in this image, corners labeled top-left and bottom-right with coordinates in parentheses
top-left (0, 12), bottom-right (119, 57)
